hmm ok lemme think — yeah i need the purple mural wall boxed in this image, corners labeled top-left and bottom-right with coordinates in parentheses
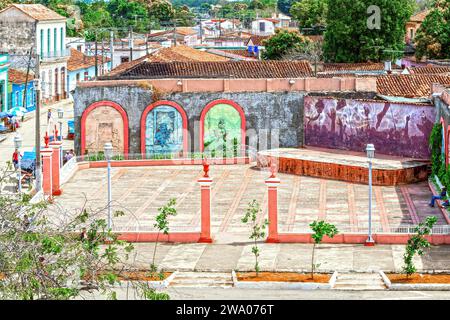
top-left (304, 96), bottom-right (436, 159)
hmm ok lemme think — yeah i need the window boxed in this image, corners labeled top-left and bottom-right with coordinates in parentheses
top-left (60, 27), bottom-right (64, 52)
top-left (15, 92), bottom-right (19, 107)
top-left (84, 71), bottom-right (89, 81)
top-left (259, 22), bottom-right (265, 32)
top-left (40, 29), bottom-right (44, 57)
top-left (76, 73), bottom-right (80, 82)
top-left (77, 45), bottom-right (82, 52)
top-left (54, 28), bottom-right (57, 54)
top-left (410, 29), bottom-right (414, 40)
top-left (121, 56), bottom-right (130, 63)
top-left (47, 29), bottom-right (51, 55)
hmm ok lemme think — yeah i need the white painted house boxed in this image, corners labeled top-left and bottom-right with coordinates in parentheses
top-left (0, 4), bottom-right (69, 104)
top-left (251, 18), bottom-right (278, 36)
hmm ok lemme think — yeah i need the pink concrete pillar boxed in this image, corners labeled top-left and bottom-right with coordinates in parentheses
top-left (49, 140), bottom-right (62, 196)
top-left (41, 148), bottom-right (53, 197)
top-left (266, 162), bottom-right (280, 243)
top-left (198, 159), bottom-right (213, 243)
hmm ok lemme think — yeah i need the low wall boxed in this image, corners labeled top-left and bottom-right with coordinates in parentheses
top-left (304, 96), bottom-right (436, 159)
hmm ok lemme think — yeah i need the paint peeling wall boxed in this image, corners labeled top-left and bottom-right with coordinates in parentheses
top-left (304, 96), bottom-right (436, 159)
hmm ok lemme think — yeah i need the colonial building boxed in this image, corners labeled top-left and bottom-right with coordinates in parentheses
top-left (406, 9), bottom-right (430, 44)
top-left (8, 68), bottom-right (35, 111)
top-left (0, 4), bottom-right (69, 104)
top-left (0, 53), bottom-right (9, 112)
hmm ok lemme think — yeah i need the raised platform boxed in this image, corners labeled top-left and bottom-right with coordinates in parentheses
top-left (258, 148), bottom-right (430, 186)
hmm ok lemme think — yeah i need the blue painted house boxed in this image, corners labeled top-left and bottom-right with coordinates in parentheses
top-left (67, 48), bottom-right (111, 98)
top-left (8, 68), bottom-right (36, 111)
top-left (0, 53), bottom-right (9, 112)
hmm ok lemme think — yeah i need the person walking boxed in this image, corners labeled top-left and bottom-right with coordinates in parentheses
top-left (430, 187), bottom-right (447, 207)
top-left (47, 109), bottom-right (52, 124)
top-left (12, 148), bottom-right (20, 170)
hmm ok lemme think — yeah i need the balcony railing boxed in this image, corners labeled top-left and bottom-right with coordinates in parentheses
top-left (40, 49), bottom-right (70, 61)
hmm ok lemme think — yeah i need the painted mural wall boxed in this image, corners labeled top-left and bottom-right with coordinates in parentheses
top-left (304, 96), bottom-right (436, 159)
top-left (203, 103), bottom-right (242, 154)
top-left (145, 105), bottom-right (183, 155)
top-left (84, 106), bottom-right (125, 154)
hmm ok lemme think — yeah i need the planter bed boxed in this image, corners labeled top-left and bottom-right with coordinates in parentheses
top-left (232, 271), bottom-right (336, 290)
top-left (380, 271), bottom-right (450, 291)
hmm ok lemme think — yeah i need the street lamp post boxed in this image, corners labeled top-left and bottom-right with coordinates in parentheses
top-left (104, 142), bottom-right (113, 230)
top-left (57, 108), bottom-right (64, 167)
top-left (365, 144), bottom-right (375, 246)
top-left (14, 134), bottom-right (23, 194)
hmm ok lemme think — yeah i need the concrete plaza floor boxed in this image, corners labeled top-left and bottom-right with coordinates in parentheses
top-left (53, 164), bottom-right (447, 241)
top-left (117, 242), bottom-right (450, 273)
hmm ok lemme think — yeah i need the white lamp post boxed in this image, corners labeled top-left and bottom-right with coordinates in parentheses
top-left (14, 134), bottom-right (23, 193)
top-left (365, 143), bottom-right (375, 246)
top-left (104, 142), bottom-right (113, 230)
top-left (57, 107), bottom-right (64, 167)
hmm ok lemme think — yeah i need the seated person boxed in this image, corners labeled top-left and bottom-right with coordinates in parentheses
top-left (430, 187), bottom-right (447, 207)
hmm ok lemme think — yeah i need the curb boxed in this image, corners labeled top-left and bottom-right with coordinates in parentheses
top-left (107, 271), bottom-right (178, 290)
top-left (380, 270), bottom-right (450, 290)
top-left (231, 271), bottom-right (334, 290)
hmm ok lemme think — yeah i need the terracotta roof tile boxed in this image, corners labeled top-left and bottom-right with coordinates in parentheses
top-left (8, 68), bottom-right (34, 84)
top-left (409, 66), bottom-right (450, 75)
top-left (410, 9), bottom-right (431, 23)
top-left (67, 49), bottom-right (110, 72)
top-left (1, 4), bottom-right (66, 21)
top-left (108, 46), bottom-right (229, 76)
top-left (105, 60), bottom-right (313, 80)
top-left (323, 63), bottom-right (386, 72)
top-left (377, 74), bottom-right (450, 98)
top-left (245, 35), bottom-right (270, 47)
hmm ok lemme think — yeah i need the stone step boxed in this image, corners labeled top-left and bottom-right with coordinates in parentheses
top-left (170, 282), bottom-right (233, 288)
top-left (172, 278), bottom-right (233, 284)
top-left (175, 272), bottom-right (231, 278)
top-left (337, 273), bottom-right (381, 280)
top-left (333, 284), bottom-right (386, 291)
top-left (335, 279), bottom-right (385, 285)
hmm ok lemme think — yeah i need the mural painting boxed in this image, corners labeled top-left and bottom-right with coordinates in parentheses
top-left (84, 106), bottom-right (125, 154)
top-left (145, 105), bottom-right (183, 155)
top-left (203, 103), bottom-right (242, 155)
top-left (304, 96), bottom-right (436, 159)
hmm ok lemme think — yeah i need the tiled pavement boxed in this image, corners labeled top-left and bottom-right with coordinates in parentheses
top-left (52, 164), bottom-right (447, 240)
top-left (119, 242), bottom-right (450, 273)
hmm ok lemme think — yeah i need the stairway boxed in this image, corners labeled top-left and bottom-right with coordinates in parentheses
top-left (333, 272), bottom-right (387, 290)
top-left (169, 272), bottom-right (234, 288)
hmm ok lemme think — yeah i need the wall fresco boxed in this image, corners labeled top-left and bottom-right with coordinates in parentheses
top-left (145, 105), bottom-right (183, 155)
top-left (203, 103), bottom-right (242, 154)
top-left (304, 96), bottom-right (436, 159)
top-left (84, 106), bottom-right (125, 154)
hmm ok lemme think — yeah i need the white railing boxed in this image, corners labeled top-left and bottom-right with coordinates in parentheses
top-left (60, 156), bottom-right (78, 186)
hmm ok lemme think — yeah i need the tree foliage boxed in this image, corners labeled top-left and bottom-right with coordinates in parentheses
top-left (290, 0), bottom-right (328, 29)
top-left (262, 29), bottom-right (311, 60)
top-left (402, 216), bottom-right (437, 276)
top-left (241, 200), bottom-right (269, 276)
top-left (309, 220), bottom-right (338, 279)
top-left (323, 0), bottom-right (415, 62)
top-left (414, 0), bottom-right (450, 60)
top-left (277, 0), bottom-right (296, 14)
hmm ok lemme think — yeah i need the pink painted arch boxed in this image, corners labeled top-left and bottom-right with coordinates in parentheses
top-left (80, 100), bottom-right (129, 155)
top-left (199, 99), bottom-right (246, 154)
top-left (140, 100), bottom-right (189, 156)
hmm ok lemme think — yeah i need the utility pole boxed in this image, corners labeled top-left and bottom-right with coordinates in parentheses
top-left (94, 31), bottom-right (98, 78)
top-left (34, 54), bottom-right (42, 192)
top-left (129, 26), bottom-right (133, 61)
top-left (110, 30), bottom-right (114, 70)
top-left (173, 19), bottom-right (177, 47)
top-left (22, 48), bottom-right (33, 110)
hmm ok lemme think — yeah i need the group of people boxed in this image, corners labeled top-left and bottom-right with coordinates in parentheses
top-left (63, 149), bottom-right (76, 164)
top-left (430, 187), bottom-right (450, 208)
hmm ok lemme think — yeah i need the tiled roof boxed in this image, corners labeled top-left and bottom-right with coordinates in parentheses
top-left (108, 46), bottom-right (229, 76)
top-left (67, 49), bottom-right (110, 72)
top-left (104, 60), bottom-right (313, 80)
top-left (8, 68), bottom-right (34, 84)
top-left (409, 66), bottom-right (450, 75)
top-left (1, 4), bottom-right (66, 21)
top-left (323, 63), bottom-right (386, 72)
top-left (410, 9), bottom-right (430, 23)
top-left (206, 49), bottom-right (257, 61)
top-left (246, 35), bottom-right (270, 47)
top-left (149, 27), bottom-right (197, 38)
top-left (377, 74), bottom-right (450, 98)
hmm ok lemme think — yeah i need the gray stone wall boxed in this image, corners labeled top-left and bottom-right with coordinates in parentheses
top-left (74, 84), bottom-right (305, 155)
top-left (0, 21), bottom-right (36, 55)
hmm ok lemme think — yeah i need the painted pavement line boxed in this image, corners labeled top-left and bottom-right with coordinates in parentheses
top-left (400, 185), bottom-right (420, 225)
top-left (318, 180), bottom-right (327, 220)
top-left (287, 176), bottom-right (301, 232)
top-left (374, 186), bottom-right (390, 232)
top-left (347, 184), bottom-right (359, 232)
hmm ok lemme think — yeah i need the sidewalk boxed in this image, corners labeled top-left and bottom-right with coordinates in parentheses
top-left (0, 99), bottom-right (74, 167)
top-left (119, 242), bottom-right (450, 273)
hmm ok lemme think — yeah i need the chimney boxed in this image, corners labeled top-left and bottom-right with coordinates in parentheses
top-left (384, 60), bottom-right (392, 74)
